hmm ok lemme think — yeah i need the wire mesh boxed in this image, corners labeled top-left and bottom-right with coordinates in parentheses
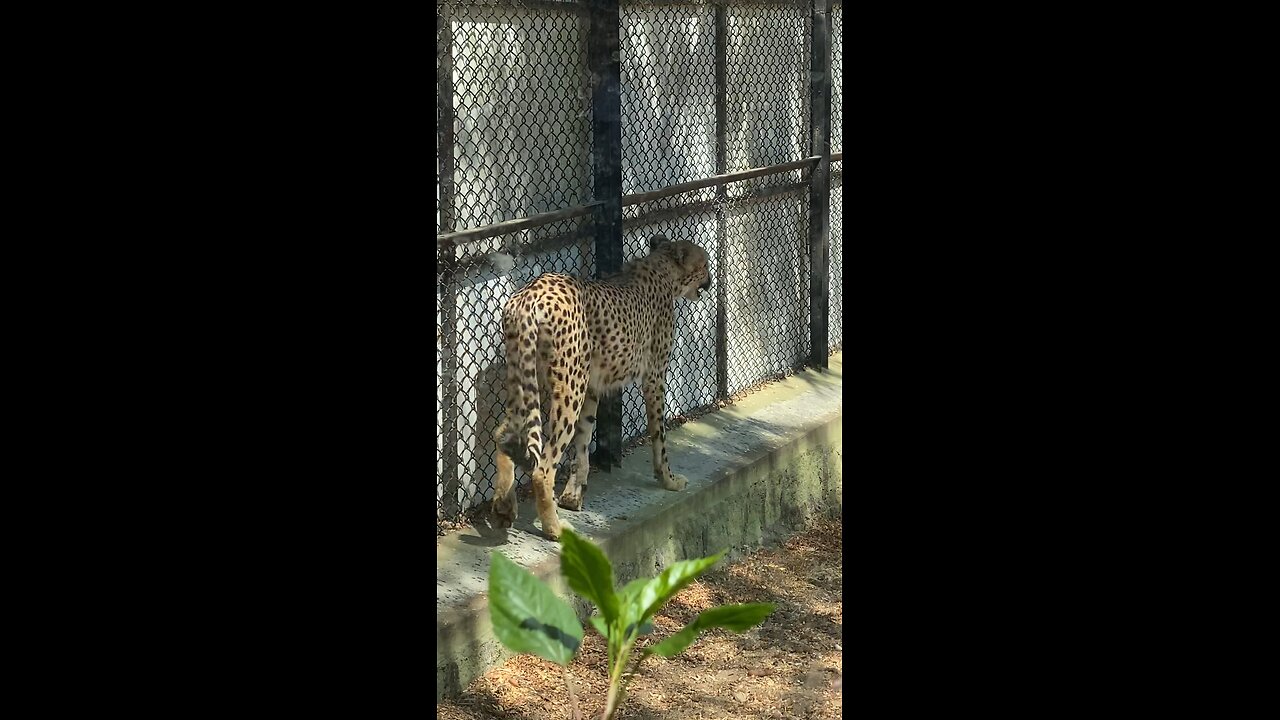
top-left (443, 0), bottom-right (593, 231)
top-left (829, 175), bottom-right (843, 352)
top-left (621, 0), bottom-right (717, 201)
top-left (724, 0), bottom-right (810, 195)
top-left (437, 69), bottom-right (442, 235)
top-left (830, 0), bottom-right (842, 155)
top-left (438, 0), bottom-right (839, 535)
top-left (829, 1), bottom-right (842, 352)
top-left (438, 0), bottom-right (595, 532)
top-left (724, 188), bottom-right (810, 394)
top-left (437, 282), bottom-right (448, 529)
top-left (437, 219), bottom-right (595, 531)
top-left (620, 200), bottom-right (721, 447)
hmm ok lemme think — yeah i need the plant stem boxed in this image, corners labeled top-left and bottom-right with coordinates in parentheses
top-left (561, 664), bottom-right (582, 720)
top-left (601, 646), bottom-right (629, 720)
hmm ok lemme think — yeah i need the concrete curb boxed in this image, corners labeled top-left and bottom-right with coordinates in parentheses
top-left (436, 354), bottom-right (842, 700)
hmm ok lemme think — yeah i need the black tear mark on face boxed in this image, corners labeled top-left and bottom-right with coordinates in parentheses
top-left (519, 617), bottom-right (581, 654)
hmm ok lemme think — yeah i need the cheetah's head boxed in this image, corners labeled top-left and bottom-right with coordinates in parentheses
top-left (650, 234), bottom-right (712, 301)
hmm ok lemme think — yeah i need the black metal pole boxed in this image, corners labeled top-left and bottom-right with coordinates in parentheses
top-left (589, 0), bottom-right (624, 470)
top-left (807, 0), bottom-right (832, 370)
top-left (715, 0), bottom-right (729, 400)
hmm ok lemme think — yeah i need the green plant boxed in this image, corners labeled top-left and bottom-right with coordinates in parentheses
top-left (488, 528), bottom-right (775, 720)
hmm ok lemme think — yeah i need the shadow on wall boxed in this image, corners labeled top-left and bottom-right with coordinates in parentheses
top-left (466, 358), bottom-right (506, 509)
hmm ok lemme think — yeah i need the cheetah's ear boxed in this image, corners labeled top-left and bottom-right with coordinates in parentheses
top-left (650, 234), bottom-right (687, 263)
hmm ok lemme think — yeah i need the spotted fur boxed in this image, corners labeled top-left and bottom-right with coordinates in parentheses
top-left (492, 235), bottom-right (712, 540)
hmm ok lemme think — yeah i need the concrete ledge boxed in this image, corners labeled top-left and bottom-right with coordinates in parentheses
top-left (436, 354), bottom-right (842, 700)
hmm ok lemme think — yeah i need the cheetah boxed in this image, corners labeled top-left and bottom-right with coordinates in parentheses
top-left (491, 234), bottom-right (712, 540)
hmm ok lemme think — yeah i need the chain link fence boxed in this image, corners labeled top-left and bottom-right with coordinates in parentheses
top-left (438, 0), bottom-right (842, 534)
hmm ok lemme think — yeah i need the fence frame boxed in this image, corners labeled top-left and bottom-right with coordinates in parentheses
top-left (807, 0), bottom-right (832, 369)
top-left (589, 0), bottom-right (626, 472)
top-left (437, 6), bottom-right (460, 518)
top-left (437, 0), bottom-right (840, 530)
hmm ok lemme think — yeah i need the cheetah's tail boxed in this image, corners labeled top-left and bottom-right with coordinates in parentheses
top-left (496, 305), bottom-right (542, 473)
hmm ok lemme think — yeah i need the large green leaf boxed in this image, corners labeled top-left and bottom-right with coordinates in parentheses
top-left (645, 603), bottom-right (776, 658)
top-left (626, 553), bottom-right (725, 629)
top-left (559, 529), bottom-right (619, 626)
top-left (488, 552), bottom-right (583, 666)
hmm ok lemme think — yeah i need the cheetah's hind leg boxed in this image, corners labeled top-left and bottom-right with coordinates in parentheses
top-left (557, 391), bottom-right (600, 511)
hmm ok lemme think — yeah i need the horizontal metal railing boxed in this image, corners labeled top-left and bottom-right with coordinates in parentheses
top-left (436, 151), bottom-right (843, 249)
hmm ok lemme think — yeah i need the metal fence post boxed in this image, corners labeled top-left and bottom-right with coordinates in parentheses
top-left (438, 8), bottom-right (461, 521)
top-left (589, 0), bottom-right (624, 470)
top-left (714, 0), bottom-right (729, 401)
top-left (807, 0), bottom-right (832, 370)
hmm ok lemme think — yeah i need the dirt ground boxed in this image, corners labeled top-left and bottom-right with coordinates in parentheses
top-left (438, 518), bottom-right (843, 720)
